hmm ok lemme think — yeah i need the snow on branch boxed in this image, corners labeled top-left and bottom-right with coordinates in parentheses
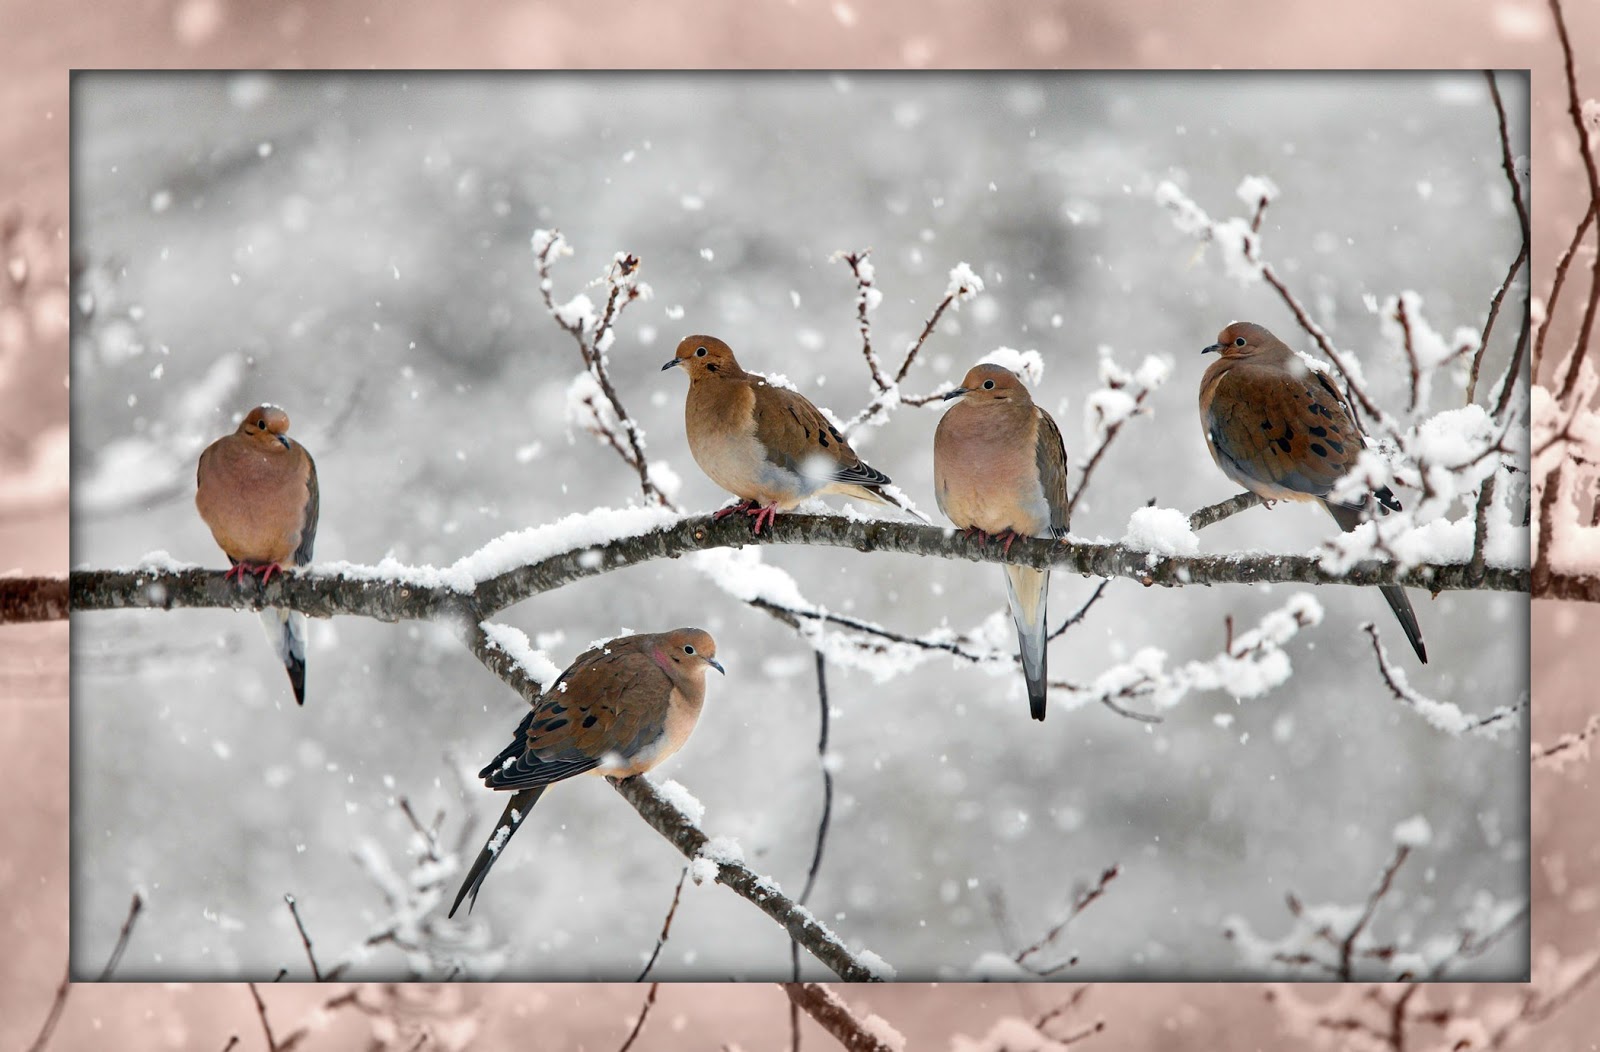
top-left (1225, 817), bottom-right (1526, 983)
top-left (53, 508), bottom-right (1528, 630)
top-left (835, 250), bottom-right (986, 434)
top-left (1362, 623), bottom-right (1525, 738)
top-left (781, 983), bottom-right (905, 1052)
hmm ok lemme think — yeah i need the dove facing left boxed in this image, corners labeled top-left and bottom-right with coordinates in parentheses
top-left (663, 334), bottom-right (924, 533)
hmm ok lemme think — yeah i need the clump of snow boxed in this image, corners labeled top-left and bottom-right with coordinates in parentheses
top-left (1153, 179), bottom-right (1261, 285)
top-left (1392, 814), bottom-right (1432, 847)
top-left (952, 1017), bottom-right (1076, 1052)
top-left (655, 778), bottom-right (706, 825)
top-left (457, 505), bottom-right (685, 582)
top-left (855, 947), bottom-right (898, 980)
top-left (688, 857), bottom-right (720, 886)
top-left (860, 1014), bottom-right (906, 1051)
top-left (479, 622), bottom-right (564, 688)
top-left (1236, 174), bottom-right (1280, 209)
top-left (978, 346), bottom-right (1043, 384)
top-left (531, 228), bottom-right (570, 262)
top-left (1121, 506), bottom-right (1199, 558)
top-left (132, 550), bottom-right (202, 573)
top-left (699, 834), bottom-right (745, 866)
top-left (946, 261), bottom-right (985, 305)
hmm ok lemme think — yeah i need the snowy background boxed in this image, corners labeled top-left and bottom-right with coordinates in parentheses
top-left (71, 71), bottom-right (1528, 981)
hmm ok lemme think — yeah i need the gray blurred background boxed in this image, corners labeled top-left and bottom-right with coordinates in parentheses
top-left (70, 71), bottom-right (1527, 981)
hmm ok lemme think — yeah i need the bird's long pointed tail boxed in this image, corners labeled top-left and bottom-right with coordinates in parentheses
top-left (846, 482), bottom-right (932, 523)
top-left (1323, 501), bottom-right (1428, 664)
top-left (448, 786), bottom-right (546, 918)
top-left (259, 608), bottom-right (308, 705)
top-left (1003, 564), bottom-right (1050, 720)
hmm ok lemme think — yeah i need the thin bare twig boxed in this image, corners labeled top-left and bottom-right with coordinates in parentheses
top-left (616, 983), bottom-right (661, 1052)
top-left (1187, 491), bottom-right (1264, 531)
top-left (1549, 0), bottom-right (1600, 401)
top-left (1015, 865), bottom-right (1121, 975)
top-left (1532, 201), bottom-right (1597, 381)
top-left (637, 867), bottom-right (689, 982)
top-left (1338, 844), bottom-right (1411, 981)
top-left (25, 892), bottom-right (143, 1052)
top-left (282, 894), bottom-right (325, 982)
top-left (1470, 71), bottom-right (1530, 406)
top-left (96, 892), bottom-right (144, 981)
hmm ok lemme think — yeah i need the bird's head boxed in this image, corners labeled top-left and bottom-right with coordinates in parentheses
top-left (1203, 322), bottom-right (1280, 359)
top-left (942, 363), bottom-right (1033, 406)
top-left (238, 404), bottom-right (293, 450)
top-left (657, 628), bottom-right (725, 681)
top-left (662, 335), bottom-right (741, 380)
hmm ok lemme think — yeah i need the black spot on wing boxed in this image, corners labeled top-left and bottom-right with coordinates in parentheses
top-left (1309, 425), bottom-right (1328, 438)
top-left (1310, 443), bottom-right (1329, 457)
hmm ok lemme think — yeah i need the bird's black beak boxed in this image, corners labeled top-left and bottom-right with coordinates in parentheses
top-left (277, 435), bottom-right (291, 449)
top-left (661, 357), bottom-right (682, 371)
top-left (942, 387), bottom-right (969, 401)
top-left (1201, 343), bottom-right (1222, 355)
top-left (707, 657), bottom-right (725, 675)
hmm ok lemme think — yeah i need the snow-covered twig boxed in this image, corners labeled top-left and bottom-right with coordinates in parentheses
top-left (781, 983), bottom-right (904, 1052)
top-left (533, 232), bottom-right (662, 504)
top-left (836, 251), bottom-right (984, 434)
top-left (1362, 623), bottom-right (1525, 737)
top-left (1226, 819), bottom-right (1526, 982)
top-left (1533, 713), bottom-right (1600, 771)
top-left (1065, 352), bottom-right (1167, 524)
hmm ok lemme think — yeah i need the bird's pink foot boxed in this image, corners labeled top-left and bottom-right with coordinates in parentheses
top-left (713, 500), bottom-right (756, 522)
top-left (962, 526), bottom-right (991, 545)
top-left (227, 562), bottom-right (285, 585)
top-left (997, 530), bottom-right (1020, 556)
top-left (747, 503), bottom-right (780, 535)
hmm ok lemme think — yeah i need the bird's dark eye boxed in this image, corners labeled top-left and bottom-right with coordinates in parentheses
top-left (983, 379), bottom-right (996, 390)
top-left (257, 420), bottom-right (266, 429)
top-left (1234, 337), bottom-right (1247, 347)
top-left (695, 346), bottom-right (707, 357)
top-left (683, 644), bottom-right (696, 655)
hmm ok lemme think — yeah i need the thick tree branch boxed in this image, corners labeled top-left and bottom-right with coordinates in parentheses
top-left (48, 509), bottom-right (1528, 629)
top-left (781, 984), bottom-right (900, 1052)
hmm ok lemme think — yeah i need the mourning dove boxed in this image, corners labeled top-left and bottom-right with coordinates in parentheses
top-left (662, 334), bottom-right (924, 533)
top-left (1199, 321), bottom-right (1427, 663)
top-left (449, 627), bottom-right (724, 916)
top-left (195, 404), bottom-right (320, 705)
top-left (934, 364), bottom-right (1069, 721)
